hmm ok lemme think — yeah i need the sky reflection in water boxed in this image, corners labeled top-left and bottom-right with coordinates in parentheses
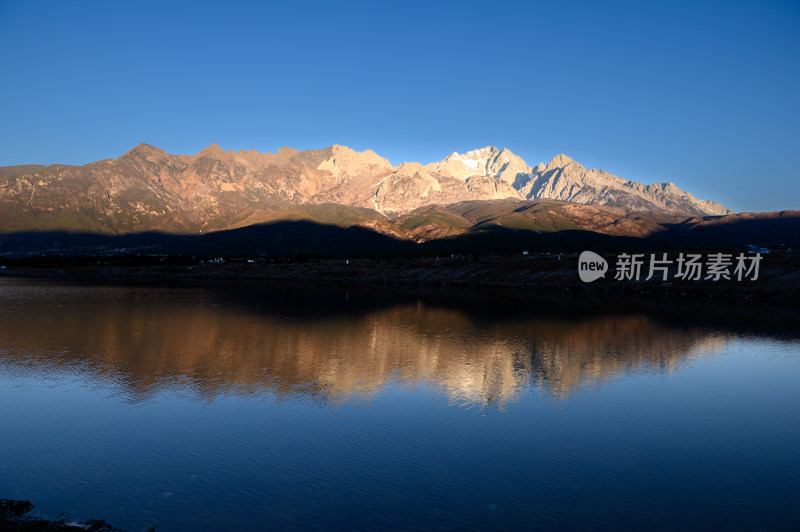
top-left (1, 279), bottom-right (798, 531)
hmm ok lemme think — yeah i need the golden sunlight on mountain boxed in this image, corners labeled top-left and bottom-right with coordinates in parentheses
top-left (0, 284), bottom-right (729, 405)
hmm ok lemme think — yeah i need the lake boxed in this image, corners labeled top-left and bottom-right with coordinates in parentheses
top-left (1, 278), bottom-right (798, 531)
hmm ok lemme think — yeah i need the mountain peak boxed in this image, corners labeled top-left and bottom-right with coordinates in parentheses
top-left (314, 144), bottom-right (392, 176)
top-left (327, 144), bottom-right (386, 161)
top-left (124, 142), bottom-right (162, 155)
top-left (196, 143), bottom-right (226, 157)
top-left (431, 146), bottom-right (531, 183)
top-left (546, 154), bottom-right (575, 168)
top-left (444, 146), bottom-right (502, 163)
top-left (464, 146), bottom-right (499, 157)
top-left (121, 143), bottom-right (171, 163)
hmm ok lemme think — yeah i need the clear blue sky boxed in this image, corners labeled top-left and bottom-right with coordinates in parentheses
top-left (1, 0), bottom-right (798, 212)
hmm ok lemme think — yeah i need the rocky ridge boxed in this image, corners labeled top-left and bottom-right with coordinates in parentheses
top-left (0, 143), bottom-right (733, 235)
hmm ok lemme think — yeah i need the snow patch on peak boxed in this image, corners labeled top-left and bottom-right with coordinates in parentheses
top-left (450, 155), bottom-right (480, 169)
top-left (430, 146), bottom-right (533, 184)
top-left (445, 146), bottom-right (499, 162)
top-left (464, 146), bottom-right (497, 158)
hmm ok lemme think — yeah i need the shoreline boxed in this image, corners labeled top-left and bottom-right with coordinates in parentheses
top-left (0, 499), bottom-right (124, 531)
top-left (2, 251), bottom-right (798, 303)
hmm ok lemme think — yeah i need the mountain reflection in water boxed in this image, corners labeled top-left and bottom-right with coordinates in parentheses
top-left (1, 278), bottom-right (776, 406)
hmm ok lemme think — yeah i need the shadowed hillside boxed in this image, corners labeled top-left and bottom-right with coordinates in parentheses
top-left (0, 206), bottom-right (798, 258)
top-left (0, 220), bottom-right (411, 257)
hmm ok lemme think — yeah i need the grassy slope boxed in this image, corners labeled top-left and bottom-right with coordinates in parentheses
top-left (397, 205), bottom-right (472, 231)
top-left (443, 200), bottom-right (581, 232)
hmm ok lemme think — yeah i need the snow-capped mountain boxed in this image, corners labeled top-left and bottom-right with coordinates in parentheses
top-left (371, 147), bottom-right (731, 216)
top-left (0, 143), bottom-right (732, 235)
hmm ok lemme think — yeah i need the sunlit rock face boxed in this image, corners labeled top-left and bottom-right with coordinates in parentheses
top-left (0, 282), bottom-right (731, 406)
top-left (518, 154), bottom-right (732, 216)
top-left (0, 144), bottom-right (732, 235)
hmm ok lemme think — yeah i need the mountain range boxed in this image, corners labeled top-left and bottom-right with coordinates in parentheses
top-left (0, 143), bottom-right (733, 237)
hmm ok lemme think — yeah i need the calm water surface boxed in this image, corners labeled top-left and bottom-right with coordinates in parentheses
top-left (1, 278), bottom-right (798, 531)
